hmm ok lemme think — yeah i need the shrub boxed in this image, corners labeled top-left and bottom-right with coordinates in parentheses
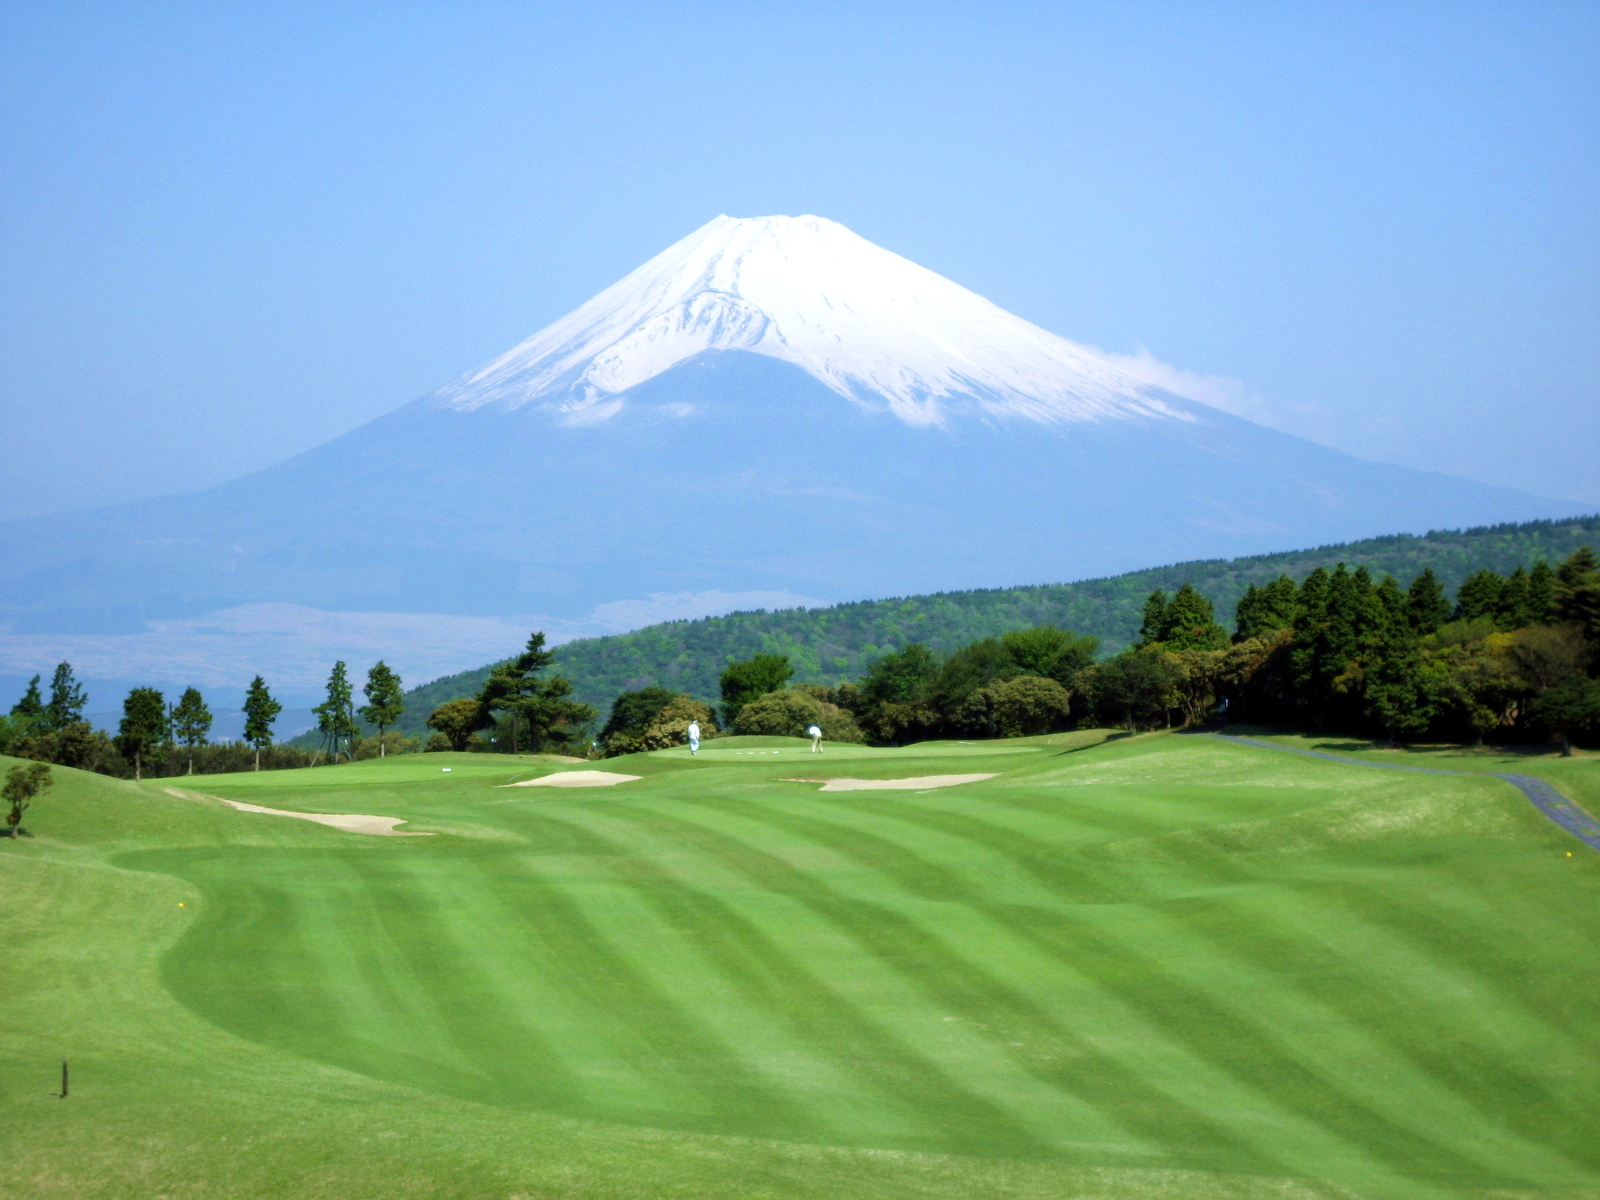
top-left (955, 675), bottom-right (1073, 738)
top-left (639, 696), bottom-right (719, 751)
top-left (733, 689), bottom-right (864, 742)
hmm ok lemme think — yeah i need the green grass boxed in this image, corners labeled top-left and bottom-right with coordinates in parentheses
top-left (3, 731), bottom-right (1598, 1199)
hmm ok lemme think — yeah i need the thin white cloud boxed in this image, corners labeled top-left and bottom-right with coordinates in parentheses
top-left (1088, 344), bottom-right (1326, 434)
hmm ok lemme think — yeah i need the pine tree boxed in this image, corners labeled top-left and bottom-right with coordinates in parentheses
top-left (1405, 568), bottom-right (1452, 635)
top-left (1454, 569), bottom-right (1505, 623)
top-left (116, 687), bottom-right (168, 780)
top-left (1161, 584), bottom-right (1228, 650)
top-left (1497, 567), bottom-right (1532, 630)
top-left (313, 662), bottom-right (359, 762)
top-left (1527, 559), bottom-right (1556, 624)
top-left (170, 687), bottom-right (213, 775)
top-left (9, 676), bottom-right (44, 733)
top-left (478, 633), bottom-right (596, 754)
top-left (1553, 546), bottom-right (1600, 644)
top-left (358, 661), bottom-right (405, 755)
top-left (44, 663), bottom-right (87, 732)
top-left (242, 676), bottom-right (282, 771)
top-left (1137, 590), bottom-right (1169, 647)
top-left (1234, 575), bottom-right (1298, 642)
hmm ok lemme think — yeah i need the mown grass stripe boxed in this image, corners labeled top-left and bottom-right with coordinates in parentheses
top-left (530, 804), bottom-right (1068, 1154)
top-left (795, 792), bottom-right (1593, 1186)
top-left (607, 797), bottom-right (1281, 1175)
top-left (696, 794), bottom-right (1504, 1189)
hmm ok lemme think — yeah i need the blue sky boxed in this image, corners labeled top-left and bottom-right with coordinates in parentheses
top-left (2, 1), bottom-right (1597, 518)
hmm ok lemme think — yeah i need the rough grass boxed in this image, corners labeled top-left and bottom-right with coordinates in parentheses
top-left (2, 732), bottom-right (1598, 1199)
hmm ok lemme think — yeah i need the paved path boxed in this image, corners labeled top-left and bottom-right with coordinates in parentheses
top-left (1210, 734), bottom-right (1600, 853)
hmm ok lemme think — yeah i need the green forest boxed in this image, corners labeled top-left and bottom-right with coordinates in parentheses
top-left (393, 515), bottom-right (1600, 736)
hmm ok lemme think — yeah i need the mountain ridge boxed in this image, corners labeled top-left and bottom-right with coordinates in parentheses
top-left (376, 512), bottom-right (1600, 742)
top-left (0, 215), bottom-right (1579, 689)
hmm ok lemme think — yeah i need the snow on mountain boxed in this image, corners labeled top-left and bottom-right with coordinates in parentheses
top-left (431, 214), bottom-right (1190, 428)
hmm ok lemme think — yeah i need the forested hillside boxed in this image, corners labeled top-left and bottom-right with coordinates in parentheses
top-left (391, 514), bottom-right (1599, 738)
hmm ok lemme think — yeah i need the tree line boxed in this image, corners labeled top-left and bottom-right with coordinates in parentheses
top-left (8, 543), bottom-right (1596, 777)
top-left (0, 658), bottom-right (407, 778)
top-left (591, 546), bottom-right (1600, 755)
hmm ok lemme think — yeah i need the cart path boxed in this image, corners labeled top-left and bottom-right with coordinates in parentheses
top-left (1210, 734), bottom-right (1600, 852)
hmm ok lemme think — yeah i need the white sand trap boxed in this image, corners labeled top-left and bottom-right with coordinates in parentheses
top-left (784, 774), bottom-right (998, 792)
top-left (503, 770), bottom-right (642, 788)
top-left (165, 789), bottom-right (432, 836)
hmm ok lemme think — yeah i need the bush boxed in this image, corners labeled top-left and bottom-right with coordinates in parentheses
top-left (733, 689), bottom-right (864, 742)
top-left (955, 675), bottom-right (1073, 738)
top-left (639, 696), bottom-right (719, 751)
top-left (354, 732), bottom-right (418, 759)
top-left (732, 689), bottom-right (820, 736)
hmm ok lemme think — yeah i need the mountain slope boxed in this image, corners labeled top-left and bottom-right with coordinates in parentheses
top-left (383, 513), bottom-right (1600, 739)
top-left (0, 216), bottom-right (1577, 673)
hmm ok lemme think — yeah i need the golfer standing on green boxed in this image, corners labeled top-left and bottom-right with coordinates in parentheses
top-left (808, 723), bottom-right (823, 753)
top-left (687, 720), bottom-right (701, 755)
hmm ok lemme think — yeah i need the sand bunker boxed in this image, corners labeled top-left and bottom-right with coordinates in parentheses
top-left (503, 770), bottom-right (642, 788)
top-left (165, 789), bottom-right (432, 836)
top-left (784, 774), bottom-right (998, 792)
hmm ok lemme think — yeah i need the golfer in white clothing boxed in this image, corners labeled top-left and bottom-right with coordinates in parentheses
top-left (807, 724), bottom-right (823, 753)
top-left (687, 720), bottom-right (701, 755)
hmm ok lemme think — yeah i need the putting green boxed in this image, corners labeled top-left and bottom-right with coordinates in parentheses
top-left (4, 731), bottom-right (1598, 1199)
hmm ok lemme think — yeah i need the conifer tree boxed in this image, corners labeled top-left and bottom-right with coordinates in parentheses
top-left (1405, 568), bottom-right (1452, 635)
top-left (1234, 574), bottom-right (1298, 642)
top-left (359, 661), bottom-right (405, 755)
top-left (1497, 567), bottom-right (1532, 630)
top-left (478, 633), bottom-right (596, 754)
top-left (1161, 583), bottom-right (1228, 651)
top-left (313, 662), bottom-right (359, 762)
top-left (242, 676), bottom-right (282, 771)
top-left (1553, 546), bottom-right (1600, 644)
top-left (9, 676), bottom-right (44, 733)
top-left (44, 663), bottom-right (87, 732)
top-left (1454, 569), bottom-right (1505, 623)
top-left (1137, 590), bottom-right (1169, 647)
top-left (171, 687), bottom-right (213, 775)
top-left (1527, 560), bottom-right (1556, 624)
top-left (116, 687), bottom-right (168, 780)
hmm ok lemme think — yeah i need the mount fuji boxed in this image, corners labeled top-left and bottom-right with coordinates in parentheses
top-left (0, 215), bottom-right (1578, 691)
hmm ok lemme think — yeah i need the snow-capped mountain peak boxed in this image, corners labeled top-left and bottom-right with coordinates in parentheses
top-left (431, 214), bottom-right (1191, 427)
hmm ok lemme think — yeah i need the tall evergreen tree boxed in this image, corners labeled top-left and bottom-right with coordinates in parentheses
top-left (44, 663), bottom-right (87, 732)
top-left (242, 676), bottom-right (282, 771)
top-left (1405, 568), bottom-right (1452, 635)
top-left (1161, 583), bottom-right (1228, 650)
top-left (116, 687), bottom-right (168, 780)
top-left (170, 687), bottom-right (213, 775)
top-left (1137, 590), bottom-right (1170, 647)
top-left (1497, 567), bottom-right (1533, 630)
top-left (9, 675), bottom-right (44, 732)
top-left (1527, 559), bottom-right (1556, 624)
top-left (1454, 569), bottom-right (1505, 623)
top-left (359, 661), bottom-right (405, 755)
top-left (1234, 575), bottom-right (1298, 642)
top-left (312, 662), bottom-right (359, 762)
top-left (1553, 546), bottom-right (1600, 645)
top-left (478, 633), bottom-right (596, 754)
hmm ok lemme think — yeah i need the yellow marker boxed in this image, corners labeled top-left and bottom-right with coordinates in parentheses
top-left (178, 902), bottom-right (186, 906)
top-left (1568, 852), bottom-right (1574, 857)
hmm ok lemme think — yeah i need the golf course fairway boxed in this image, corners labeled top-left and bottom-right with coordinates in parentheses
top-left (3, 730), bottom-right (1597, 1199)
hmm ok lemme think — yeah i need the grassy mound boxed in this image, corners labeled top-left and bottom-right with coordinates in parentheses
top-left (2, 733), bottom-right (1597, 1199)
